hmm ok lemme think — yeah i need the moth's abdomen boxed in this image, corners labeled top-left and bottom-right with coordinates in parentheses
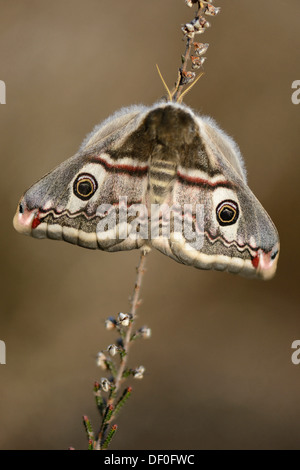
top-left (149, 159), bottom-right (177, 204)
top-left (146, 105), bottom-right (198, 205)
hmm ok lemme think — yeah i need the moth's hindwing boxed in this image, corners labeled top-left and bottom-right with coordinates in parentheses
top-left (13, 102), bottom-right (279, 279)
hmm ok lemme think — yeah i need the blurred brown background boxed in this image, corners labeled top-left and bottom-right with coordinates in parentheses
top-left (0, 0), bottom-right (299, 450)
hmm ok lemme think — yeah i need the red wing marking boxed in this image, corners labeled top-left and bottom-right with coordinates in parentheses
top-left (91, 156), bottom-right (148, 175)
top-left (177, 171), bottom-right (233, 188)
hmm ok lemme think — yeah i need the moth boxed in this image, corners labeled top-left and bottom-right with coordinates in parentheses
top-left (13, 101), bottom-right (279, 280)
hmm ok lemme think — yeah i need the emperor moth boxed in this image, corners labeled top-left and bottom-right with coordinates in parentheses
top-left (13, 102), bottom-right (279, 280)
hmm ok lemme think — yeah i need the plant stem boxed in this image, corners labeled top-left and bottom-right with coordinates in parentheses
top-left (173, 1), bottom-right (207, 102)
top-left (107, 249), bottom-right (148, 405)
top-left (95, 249), bottom-right (148, 449)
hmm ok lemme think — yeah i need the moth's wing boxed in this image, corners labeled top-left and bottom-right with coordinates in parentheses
top-left (200, 115), bottom-right (247, 182)
top-left (14, 105), bottom-right (152, 252)
top-left (149, 104), bottom-right (279, 280)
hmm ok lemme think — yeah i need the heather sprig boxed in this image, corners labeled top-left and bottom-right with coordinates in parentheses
top-left (81, 250), bottom-right (150, 450)
top-left (172, 1), bottom-right (221, 102)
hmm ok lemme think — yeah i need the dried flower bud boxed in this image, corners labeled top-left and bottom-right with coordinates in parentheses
top-left (193, 42), bottom-right (209, 56)
top-left (181, 24), bottom-right (195, 39)
top-left (94, 381), bottom-right (101, 392)
top-left (133, 366), bottom-right (145, 380)
top-left (193, 17), bottom-right (210, 34)
top-left (96, 351), bottom-right (107, 369)
top-left (139, 326), bottom-right (151, 339)
top-left (185, 0), bottom-right (198, 7)
top-left (100, 377), bottom-right (111, 392)
top-left (181, 70), bottom-right (196, 85)
top-left (186, 23), bottom-right (194, 32)
top-left (107, 344), bottom-right (118, 357)
top-left (205, 4), bottom-right (221, 16)
top-left (118, 312), bottom-right (131, 327)
top-left (191, 55), bottom-right (206, 69)
top-left (105, 316), bottom-right (116, 330)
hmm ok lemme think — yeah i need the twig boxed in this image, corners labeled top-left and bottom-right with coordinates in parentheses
top-left (173, 1), bottom-right (206, 101)
top-left (106, 249), bottom-right (148, 407)
top-left (171, 0), bottom-right (221, 103)
top-left (81, 249), bottom-right (149, 451)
